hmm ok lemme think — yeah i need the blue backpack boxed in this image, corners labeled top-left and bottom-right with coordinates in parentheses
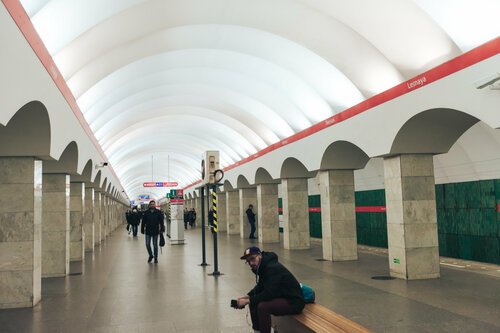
top-left (300, 283), bottom-right (315, 303)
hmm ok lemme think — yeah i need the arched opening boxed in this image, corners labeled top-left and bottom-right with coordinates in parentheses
top-left (0, 101), bottom-right (51, 158)
top-left (280, 157), bottom-right (316, 179)
top-left (320, 140), bottom-right (369, 170)
top-left (390, 108), bottom-right (479, 155)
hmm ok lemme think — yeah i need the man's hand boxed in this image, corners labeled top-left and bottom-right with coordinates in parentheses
top-left (237, 297), bottom-right (250, 308)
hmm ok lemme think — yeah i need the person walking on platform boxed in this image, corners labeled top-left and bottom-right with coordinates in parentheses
top-left (129, 208), bottom-right (140, 237)
top-left (233, 246), bottom-right (305, 333)
top-left (246, 204), bottom-right (256, 239)
top-left (183, 208), bottom-right (189, 230)
top-left (189, 208), bottom-right (196, 228)
top-left (140, 200), bottom-right (164, 263)
top-left (125, 210), bottom-right (131, 234)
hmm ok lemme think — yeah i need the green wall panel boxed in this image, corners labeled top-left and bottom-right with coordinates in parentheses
top-left (274, 179), bottom-right (499, 264)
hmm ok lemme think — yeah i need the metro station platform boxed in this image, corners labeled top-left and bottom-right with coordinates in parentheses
top-left (1, 227), bottom-right (499, 333)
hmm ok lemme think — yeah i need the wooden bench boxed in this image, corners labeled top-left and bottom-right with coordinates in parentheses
top-left (271, 303), bottom-right (373, 333)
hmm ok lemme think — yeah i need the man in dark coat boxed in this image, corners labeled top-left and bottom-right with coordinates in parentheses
top-left (183, 208), bottom-right (189, 230)
top-left (128, 208), bottom-right (140, 237)
top-left (234, 246), bottom-right (305, 333)
top-left (140, 200), bottom-right (164, 263)
top-left (246, 204), bottom-right (256, 239)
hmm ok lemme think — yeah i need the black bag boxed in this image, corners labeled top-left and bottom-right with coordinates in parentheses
top-left (126, 224), bottom-right (129, 231)
top-left (159, 233), bottom-right (165, 247)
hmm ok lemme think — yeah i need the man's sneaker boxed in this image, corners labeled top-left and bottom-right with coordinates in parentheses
top-left (154, 258), bottom-right (158, 263)
top-left (148, 256), bottom-right (153, 263)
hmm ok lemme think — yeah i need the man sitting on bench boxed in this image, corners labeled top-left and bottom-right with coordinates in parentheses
top-left (234, 246), bottom-right (305, 333)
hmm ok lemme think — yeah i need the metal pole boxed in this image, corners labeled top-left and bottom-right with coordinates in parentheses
top-left (200, 186), bottom-right (207, 266)
top-left (212, 186), bottom-right (220, 275)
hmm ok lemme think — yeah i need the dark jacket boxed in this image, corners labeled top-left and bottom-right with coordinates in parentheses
top-left (189, 210), bottom-right (196, 222)
top-left (247, 251), bottom-right (305, 313)
top-left (141, 208), bottom-right (164, 236)
top-left (246, 208), bottom-right (255, 223)
top-left (129, 212), bottom-right (140, 226)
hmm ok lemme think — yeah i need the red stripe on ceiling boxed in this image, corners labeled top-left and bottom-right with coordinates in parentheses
top-left (356, 206), bottom-right (387, 213)
top-left (2, 0), bottom-right (129, 201)
top-left (184, 37), bottom-right (500, 190)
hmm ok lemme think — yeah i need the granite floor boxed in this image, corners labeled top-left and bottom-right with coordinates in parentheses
top-left (0, 226), bottom-right (499, 332)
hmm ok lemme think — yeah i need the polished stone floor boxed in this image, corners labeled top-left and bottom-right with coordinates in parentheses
top-left (1, 226), bottom-right (499, 332)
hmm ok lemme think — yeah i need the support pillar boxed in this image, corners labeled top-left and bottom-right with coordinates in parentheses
top-left (257, 184), bottom-right (279, 243)
top-left (104, 196), bottom-right (109, 237)
top-left (0, 157), bottom-right (42, 308)
top-left (319, 170), bottom-right (357, 261)
top-left (70, 182), bottom-right (85, 262)
top-left (384, 154), bottom-right (440, 280)
top-left (226, 191), bottom-right (240, 234)
top-left (42, 173), bottom-right (70, 278)
top-left (94, 191), bottom-right (102, 246)
top-left (216, 190), bottom-right (227, 233)
top-left (239, 188), bottom-right (257, 239)
top-left (100, 194), bottom-right (106, 241)
top-left (282, 178), bottom-right (310, 249)
top-left (83, 187), bottom-right (94, 252)
top-left (195, 195), bottom-right (201, 227)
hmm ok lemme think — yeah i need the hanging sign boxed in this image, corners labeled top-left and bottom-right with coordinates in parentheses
top-left (143, 182), bottom-right (178, 187)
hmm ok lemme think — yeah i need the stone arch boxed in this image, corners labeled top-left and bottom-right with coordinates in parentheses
top-left (101, 177), bottom-right (108, 192)
top-left (320, 140), bottom-right (370, 170)
top-left (44, 141), bottom-right (79, 174)
top-left (0, 101), bottom-right (51, 158)
top-left (223, 180), bottom-right (235, 191)
top-left (280, 157), bottom-right (316, 179)
top-left (237, 175), bottom-right (253, 188)
top-left (390, 108), bottom-right (479, 156)
top-left (92, 170), bottom-right (102, 188)
top-left (254, 167), bottom-right (280, 184)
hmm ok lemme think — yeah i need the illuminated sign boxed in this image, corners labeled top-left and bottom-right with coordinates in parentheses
top-left (143, 182), bottom-right (178, 187)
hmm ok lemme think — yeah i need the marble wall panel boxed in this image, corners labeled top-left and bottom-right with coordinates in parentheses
top-left (257, 184), bottom-right (279, 243)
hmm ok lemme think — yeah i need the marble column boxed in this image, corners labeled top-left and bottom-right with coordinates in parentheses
top-left (216, 190), bottom-right (227, 233)
top-left (257, 184), bottom-right (279, 243)
top-left (103, 196), bottom-right (109, 237)
top-left (0, 157), bottom-right (42, 308)
top-left (195, 197), bottom-right (202, 226)
top-left (83, 187), bottom-right (94, 252)
top-left (100, 194), bottom-right (106, 241)
top-left (282, 178), bottom-right (310, 250)
top-left (239, 188), bottom-right (257, 239)
top-left (384, 154), bottom-right (440, 280)
top-left (319, 170), bottom-right (357, 261)
top-left (70, 182), bottom-right (85, 262)
top-left (42, 173), bottom-right (70, 278)
top-left (226, 191), bottom-right (240, 235)
top-left (94, 191), bottom-right (102, 246)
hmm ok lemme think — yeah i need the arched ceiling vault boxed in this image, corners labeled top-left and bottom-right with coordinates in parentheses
top-left (19, 0), bottom-right (500, 200)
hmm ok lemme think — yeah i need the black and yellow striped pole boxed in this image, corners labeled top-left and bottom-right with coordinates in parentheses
top-left (212, 190), bottom-right (217, 233)
top-left (210, 186), bottom-right (221, 276)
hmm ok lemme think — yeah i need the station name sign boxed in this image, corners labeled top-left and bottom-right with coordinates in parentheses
top-left (143, 182), bottom-right (178, 187)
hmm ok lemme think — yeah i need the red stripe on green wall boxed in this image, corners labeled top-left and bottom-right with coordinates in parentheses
top-left (356, 206), bottom-right (386, 212)
top-left (309, 207), bottom-right (321, 212)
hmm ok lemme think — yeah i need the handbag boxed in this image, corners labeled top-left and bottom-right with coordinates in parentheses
top-left (159, 233), bottom-right (165, 247)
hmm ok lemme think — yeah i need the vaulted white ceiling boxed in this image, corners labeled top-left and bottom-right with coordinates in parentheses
top-left (19, 0), bottom-right (500, 200)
